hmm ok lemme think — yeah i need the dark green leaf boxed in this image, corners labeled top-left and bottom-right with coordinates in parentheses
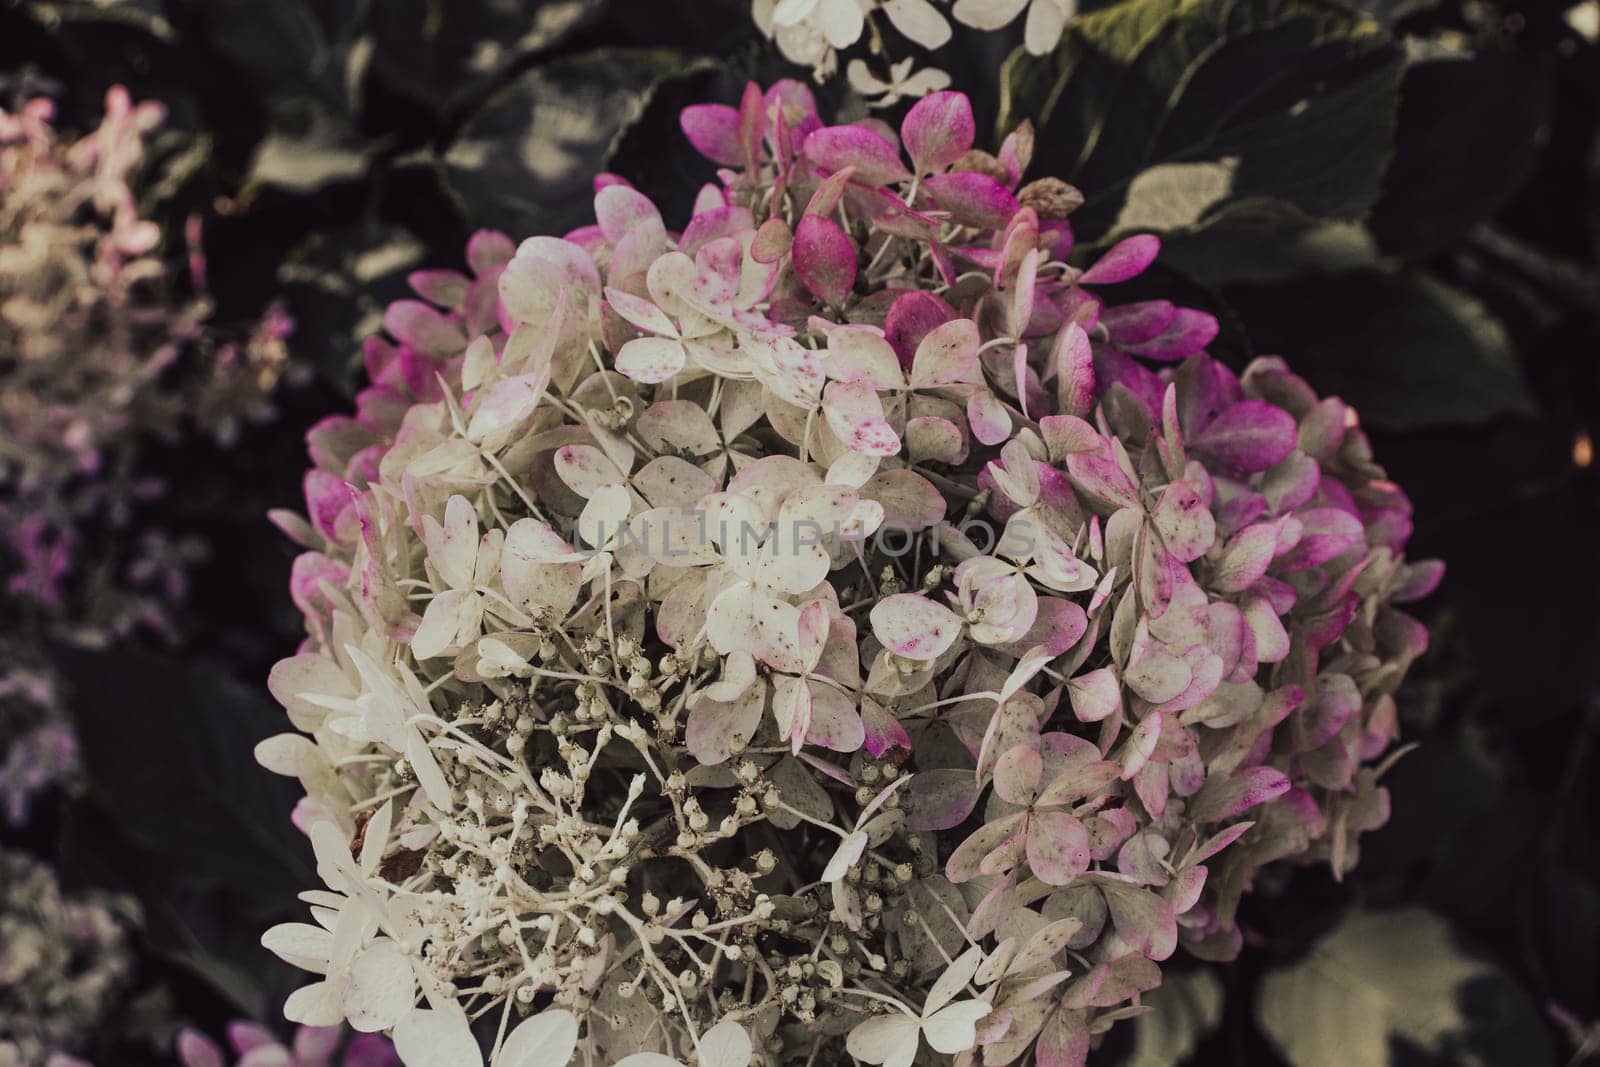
top-left (61, 647), bottom-right (314, 907)
top-left (1371, 44), bottom-right (1551, 260)
top-left (1256, 908), bottom-right (1553, 1067)
top-left (279, 222), bottom-right (427, 391)
top-left (1224, 270), bottom-right (1536, 429)
top-left (1000, 0), bottom-right (1403, 249)
top-left (1124, 968), bottom-right (1224, 1067)
top-left (605, 59), bottom-right (737, 227)
top-left (367, 0), bottom-right (601, 118)
top-left (442, 47), bottom-right (687, 238)
top-left (247, 102), bottom-right (372, 193)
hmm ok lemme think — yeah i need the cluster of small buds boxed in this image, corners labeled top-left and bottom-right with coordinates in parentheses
top-left (0, 848), bottom-right (138, 1065)
top-left (260, 81), bottom-right (1436, 1066)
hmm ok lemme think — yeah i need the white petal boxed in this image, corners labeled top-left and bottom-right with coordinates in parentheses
top-left (497, 1008), bottom-right (578, 1067)
top-left (604, 286), bottom-right (676, 336)
top-left (344, 942), bottom-right (417, 1031)
top-left (772, 0), bottom-right (821, 26)
top-left (261, 922), bottom-right (332, 973)
top-left (698, 1019), bottom-right (753, 1067)
top-left (924, 945), bottom-right (984, 1015)
top-left (405, 732), bottom-right (455, 813)
top-left (282, 979), bottom-right (345, 1027)
top-left (869, 594), bottom-right (962, 661)
top-left (882, 0), bottom-right (953, 47)
top-left (394, 1006), bottom-right (484, 1067)
top-left (1024, 0), bottom-right (1068, 53)
top-left (615, 336), bottom-right (687, 384)
top-left (921, 999), bottom-right (991, 1054)
top-left (845, 1013), bottom-right (922, 1067)
top-left (432, 496), bottom-right (479, 590)
top-left (817, 0), bottom-right (865, 47)
top-left (578, 484), bottom-right (633, 549)
top-left (411, 588), bottom-right (470, 660)
top-left (360, 799), bottom-right (392, 876)
top-left (823, 830), bottom-right (869, 883)
top-left (951, 0), bottom-right (1029, 31)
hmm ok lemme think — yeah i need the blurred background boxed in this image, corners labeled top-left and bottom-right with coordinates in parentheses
top-left (0, 0), bottom-right (1595, 1063)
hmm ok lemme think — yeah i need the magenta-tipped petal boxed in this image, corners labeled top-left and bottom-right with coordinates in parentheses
top-left (1190, 400), bottom-right (1298, 473)
top-left (902, 91), bottom-right (975, 173)
top-left (793, 214), bottom-right (858, 307)
top-left (803, 124), bottom-right (912, 186)
top-left (680, 103), bottom-right (744, 166)
top-left (1079, 234), bottom-right (1160, 285)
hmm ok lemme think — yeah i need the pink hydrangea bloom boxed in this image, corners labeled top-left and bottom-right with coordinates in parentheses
top-left (260, 83), bottom-right (1438, 1067)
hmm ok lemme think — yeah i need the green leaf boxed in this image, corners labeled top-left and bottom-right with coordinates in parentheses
top-left (1256, 908), bottom-right (1553, 1067)
top-left (247, 102), bottom-right (372, 193)
top-left (442, 48), bottom-right (687, 238)
top-left (1123, 968), bottom-right (1224, 1067)
top-left (606, 59), bottom-right (743, 227)
top-left (1000, 0), bottom-right (1403, 249)
top-left (61, 648), bottom-right (315, 905)
top-left (279, 222), bottom-right (427, 391)
top-left (1370, 43), bottom-right (1550, 260)
top-left (1223, 270), bottom-right (1536, 429)
top-left (367, 0), bottom-right (602, 118)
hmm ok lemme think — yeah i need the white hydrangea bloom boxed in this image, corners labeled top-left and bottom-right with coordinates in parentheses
top-left (754, 0), bottom-right (1072, 99)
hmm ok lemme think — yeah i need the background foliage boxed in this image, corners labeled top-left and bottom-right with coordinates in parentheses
top-left (0, 0), bottom-right (1595, 1062)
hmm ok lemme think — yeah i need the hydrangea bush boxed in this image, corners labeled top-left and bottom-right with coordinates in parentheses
top-left (0, 88), bottom-right (296, 822)
top-left (753, 0), bottom-right (1074, 105)
top-left (0, 88), bottom-right (295, 639)
top-left (260, 83), bottom-right (1439, 1066)
top-left (0, 848), bottom-right (138, 1066)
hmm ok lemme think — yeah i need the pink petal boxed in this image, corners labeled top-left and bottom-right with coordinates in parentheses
top-left (803, 124), bottom-right (912, 186)
top-left (466, 229), bottom-right (515, 273)
top-left (909, 317), bottom-right (978, 388)
top-left (1099, 300), bottom-right (1177, 345)
top-left (793, 214), bottom-right (858, 307)
top-left (967, 391), bottom-right (1012, 446)
top-left (1190, 400), bottom-right (1298, 473)
top-left (1189, 766), bottom-right (1291, 822)
top-left (383, 300), bottom-right (464, 359)
top-left (1027, 809), bottom-right (1092, 885)
top-left (680, 103), bottom-right (744, 166)
top-left (869, 593), bottom-right (962, 660)
top-left (824, 380), bottom-right (900, 456)
top-left (1150, 481), bottom-right (1215, 563)
top-left (901, 91), bottom-right (975, 173)
top-left (1053, 322), bottom-right (1095, 418)
top-left (408, 268), bottom-right (468, 307)
top-left (923, 171), bottom-right (1020, 229)
top-left (885, 290), bottom-right (958, 368)
top-left (594, 184), bottom-right (661, 245)
top-left (1078, 234), bottom-right (1160, 285)
top-left (1120, 308), bottom-right (1219, 361)
top-left (861, 698), bottom-right (912, 758)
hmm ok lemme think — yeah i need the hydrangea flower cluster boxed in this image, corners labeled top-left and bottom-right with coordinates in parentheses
top-left (753, 0), bottom-right (1073, 106)
top-left (261, 83), bottom-right (1438, 1066)
top-left (0, 88), bottom-right (295, 637)
top-left (0, 848), bottom-right (138, 1066)
top-left (0, 647), bottom-right (77, 825)
top-left (176, 1021), bottom-right (397, 1067)
top-left (0, 88), bottom-right (296, 823)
